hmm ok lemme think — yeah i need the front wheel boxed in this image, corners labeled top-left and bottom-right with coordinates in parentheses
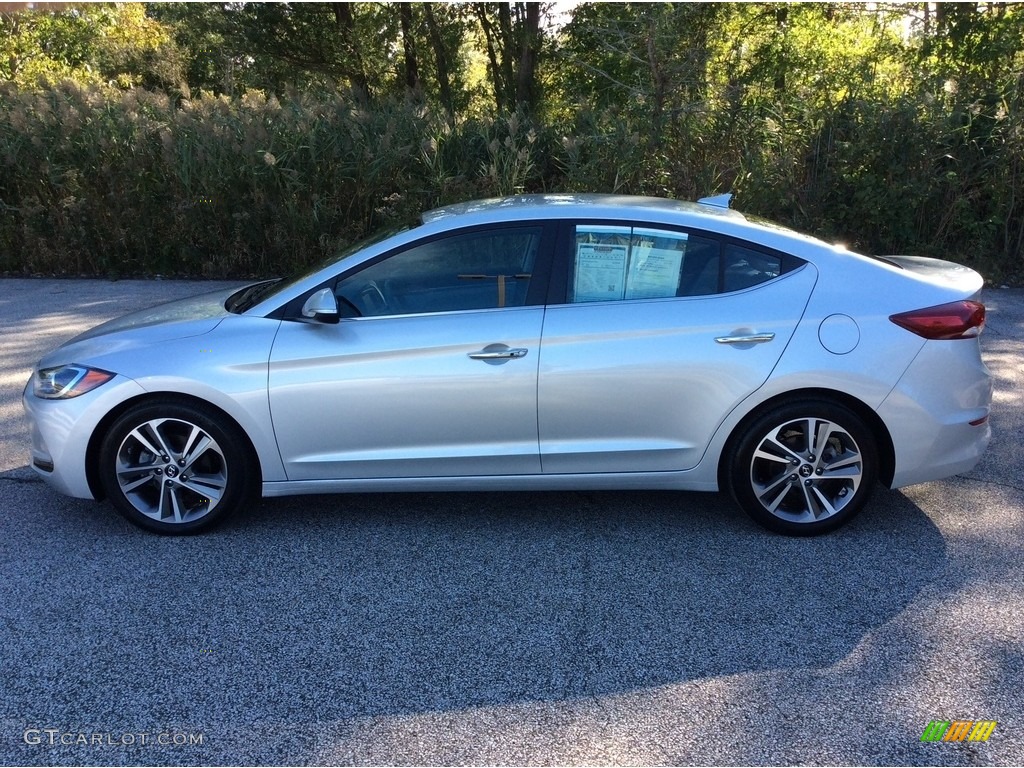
top-left (726, 400), bottom-right (878, 536)
top-left (98, 400), bottom-right (256, 534)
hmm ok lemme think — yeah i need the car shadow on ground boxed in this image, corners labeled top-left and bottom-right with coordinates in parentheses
top-left (239, 485), bottom-right (943, 697)
top-left (1, 477), bottom-right (946, 764)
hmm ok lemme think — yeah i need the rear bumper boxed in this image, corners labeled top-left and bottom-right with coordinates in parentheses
top-left (878, 339), bottom-right (992, 488)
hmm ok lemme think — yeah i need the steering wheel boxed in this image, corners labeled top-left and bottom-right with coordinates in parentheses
top-left (359, 281), bottom-right (388, 314)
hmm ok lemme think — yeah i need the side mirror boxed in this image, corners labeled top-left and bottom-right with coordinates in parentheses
top-left (301, 288), bottom-right (340, 324)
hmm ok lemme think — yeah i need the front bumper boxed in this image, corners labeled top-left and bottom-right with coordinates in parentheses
top-left (23, 374), bottom-right (147, 499)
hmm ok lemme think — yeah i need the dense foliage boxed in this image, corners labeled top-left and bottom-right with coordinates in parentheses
top-left (1, 2), bottom-right (1022, 283)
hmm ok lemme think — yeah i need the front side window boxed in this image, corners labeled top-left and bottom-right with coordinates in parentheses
top-left (335, 226), bottom-right (542, 317)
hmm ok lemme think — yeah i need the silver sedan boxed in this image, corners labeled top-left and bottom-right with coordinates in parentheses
top-left (23, 194), bottom-right (992, 535)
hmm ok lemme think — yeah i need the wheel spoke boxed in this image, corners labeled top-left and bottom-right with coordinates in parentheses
top-left (181, 435), bottom-right (214, 472)
top-left (180, 424), bottom-right (203, 462)
top-left (117, 463), bottom-right (152, 478)
top-left (127, 426), bottom-right (161, 457)
top-left (800, 483), bottom-right (822, 520)
top-left (156, 481), bottom-right (169, 520)
top-left (150, 421), bottom-right (178, 461)
top-left (191, 474), bottom-right (226, 491)
top-left (119, 473), bottom-right (154, 493)
top-left (755, 466), bottom-right (792, 497)
top-left (822, 453), bottom-right (861, 475)
top-left (809, 419), bottom-right (827, 456)
top-left (804, 418), bottom-right (818, 454)
top-left (811, 484), bottom-right (839, 518)
top-left (167, 485), bottom-right (184, 523)
top-left (759, 480), bottom-right (792, 513)
top-left (179, 477), bottom-right (225, 503)
top-left (753, 447), bottom-right (794, 465)
top-left (756, 434), bottom-right (803, 464)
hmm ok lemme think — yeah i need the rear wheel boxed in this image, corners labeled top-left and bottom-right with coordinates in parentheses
top-left (98, 400), bottom-right (256, 534)
top-left (727, 400), bottom-right (878, 535)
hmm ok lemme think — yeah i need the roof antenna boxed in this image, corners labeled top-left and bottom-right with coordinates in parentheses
top-left (697, 193), bottom-right (733, 210)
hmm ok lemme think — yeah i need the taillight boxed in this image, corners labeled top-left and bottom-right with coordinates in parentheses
top-left (889, 300), bottom-right (986, 340)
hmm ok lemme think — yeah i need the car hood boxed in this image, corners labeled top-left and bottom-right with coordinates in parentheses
top-left (69, 287), bottom-right (237, 343)
top-left (38, 287), bottom-right (238, 369)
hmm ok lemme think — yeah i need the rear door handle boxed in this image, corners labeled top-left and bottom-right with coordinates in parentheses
top-left (715, 333), bottom-right (775, 345)
top-left (468, 347), bottom-right (529, 360)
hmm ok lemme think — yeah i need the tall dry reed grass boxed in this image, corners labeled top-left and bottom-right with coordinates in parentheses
top-left (1, 81), bottom-right (1021, 282)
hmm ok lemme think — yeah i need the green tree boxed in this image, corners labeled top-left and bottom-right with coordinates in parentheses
top-left (145, 3), bottom-right (235, 94)
top-left (0, 3), bottom-right (182, 89)
top-left (473, 2), bottom-right (545, 112)
top-left (151, 3), bottom-right (476, 114)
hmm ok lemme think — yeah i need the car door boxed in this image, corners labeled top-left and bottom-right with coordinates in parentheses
top-left (268, 223), bottom-right (552, 480)
top-left (537, 223), bottom-right (817, 474)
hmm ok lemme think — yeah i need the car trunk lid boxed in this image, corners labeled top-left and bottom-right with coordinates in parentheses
top-left (874, 255), bottom-right (984, 298)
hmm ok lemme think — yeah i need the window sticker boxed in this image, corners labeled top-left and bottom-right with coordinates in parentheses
top-left (625, 230), bottom-right (687, 299)
top-left (574, 242), bottom-right (629, 301)
top-left (573, 226), bottom-right (631, 302)
top-left (573, 225), bottom-right (688, 302)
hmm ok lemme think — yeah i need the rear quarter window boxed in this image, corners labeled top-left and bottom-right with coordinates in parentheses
top-left (723, 244), bottom-right (784, 292)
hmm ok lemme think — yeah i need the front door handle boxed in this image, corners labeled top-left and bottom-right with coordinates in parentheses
top-left (715, 332), bottom-right (776, 345)
top-left (468, 347), bottom-right (529, 360)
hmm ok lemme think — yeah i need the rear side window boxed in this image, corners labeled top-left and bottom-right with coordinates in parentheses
top-left (570, 224), bottom-right (797, 302)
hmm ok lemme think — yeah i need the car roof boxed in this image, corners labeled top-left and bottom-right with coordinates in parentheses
top-left (421, 193), bottom-right (748, 225)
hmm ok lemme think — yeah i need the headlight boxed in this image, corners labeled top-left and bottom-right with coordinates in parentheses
top-left (34, 365), bottom-right (115, 399)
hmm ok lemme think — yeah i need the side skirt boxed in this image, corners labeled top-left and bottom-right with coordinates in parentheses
top-left (262, 470), bottom-right (719, 497)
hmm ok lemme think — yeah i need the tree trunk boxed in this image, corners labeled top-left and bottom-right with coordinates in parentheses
top-left (423, 3), bottom-right (456, 117)
top-left (334, 3), bottom-right (371, 104)
top-left (496, 3), bottom-right (517, 104)
top-left (645, 12), bottom-right (666, 148)
top-left (475, 3), bottom-right (506, 112)
top-left (515, 1), bottom-right (541, 110)
top-left (774, 5), bottom-right (788, 94)
top-left (398, 2), bottom-right (421, 96)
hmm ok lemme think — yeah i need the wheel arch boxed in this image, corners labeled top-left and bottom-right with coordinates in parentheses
top-left (718, 387), bottom-right (896, 491)
top-left (85, 392), bottom-right (263, 500)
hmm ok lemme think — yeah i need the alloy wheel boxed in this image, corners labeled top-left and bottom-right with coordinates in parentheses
top-left (748, 416), bottom-right (864, 524)
top-left (114, 417), bottom-right (228, 524)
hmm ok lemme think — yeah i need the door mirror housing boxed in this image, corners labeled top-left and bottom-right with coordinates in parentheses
top-left (301, 288), bottom-right (340, 324)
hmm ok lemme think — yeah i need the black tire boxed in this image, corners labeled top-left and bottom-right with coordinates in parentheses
top-left (726, 399), bottom-right (878, 536)
top-left (98, 399), bottom-right (257, 535)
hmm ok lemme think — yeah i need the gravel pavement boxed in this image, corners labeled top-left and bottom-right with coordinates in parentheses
top-left (0, 278), bottom-right (1021, 766)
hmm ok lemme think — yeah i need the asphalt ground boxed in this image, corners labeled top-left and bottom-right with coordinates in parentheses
top-left (0, 277), bottom-right (1021, 766)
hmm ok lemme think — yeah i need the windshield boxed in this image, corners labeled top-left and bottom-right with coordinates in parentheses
top-left (226, 224), bottom-right (408, 313)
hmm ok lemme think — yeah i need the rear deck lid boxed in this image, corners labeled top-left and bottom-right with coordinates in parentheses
top-left (876, 255), bottom-right (984, 297)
